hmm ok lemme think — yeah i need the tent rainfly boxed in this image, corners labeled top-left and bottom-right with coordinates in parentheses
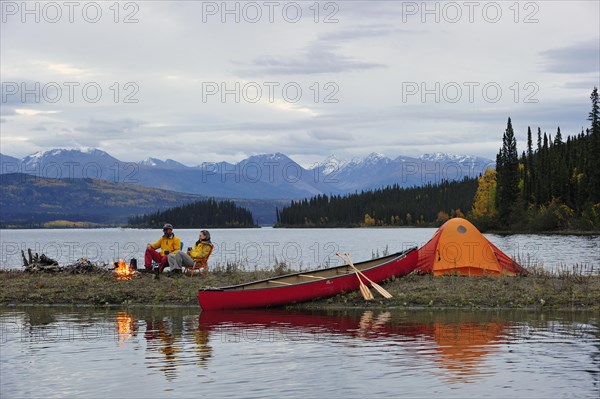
top-left (416, 218), bottom-right (526, 276)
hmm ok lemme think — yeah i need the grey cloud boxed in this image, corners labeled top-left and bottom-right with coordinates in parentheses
top-left (561, 80), bottom-right (600, 90)
top-left (74, 118), bottom-right (146, 136)
top-left (1, 78), bottom-right (54, 106)
top-left (27, 129), bottom-right (100, 148)
top-left (392, 101), bottom-right (590, 134)
top-left (238, 40), bottom-right (386, 76)
top-left (307, 129), bottom-right (349, 141)
top-left (540, 40), bottom-right (600, 73)
top-left (0, 107), bottom-right (17, 116)
top-left (143, 113), bottom-right (357, 136)
top-left (336, 1), bottom-right (405, 20)
top-left (319, 25), bottom-right (420, 43)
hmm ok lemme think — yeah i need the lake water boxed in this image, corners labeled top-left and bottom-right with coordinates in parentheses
top-left (1, 306), bottom-right (598, 398)
top-left (1, 227), bottom-right (598, 272)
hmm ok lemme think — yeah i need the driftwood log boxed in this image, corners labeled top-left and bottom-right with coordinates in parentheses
top-left (21, 249), bottom-right (111, 274)
top-left (22, 249), bottom-right (60, 272)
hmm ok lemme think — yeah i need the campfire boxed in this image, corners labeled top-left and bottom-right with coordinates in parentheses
top-left (114, 259), bottom-right (135, 280)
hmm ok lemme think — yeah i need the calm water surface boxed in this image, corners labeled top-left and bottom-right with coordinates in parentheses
top-left (1, 228), bottom-right (598, 271)
top-left (1, 307), bottom-right (598, 398)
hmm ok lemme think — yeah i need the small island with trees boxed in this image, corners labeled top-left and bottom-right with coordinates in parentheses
top-left (128, 198), bottom-right (257, 228)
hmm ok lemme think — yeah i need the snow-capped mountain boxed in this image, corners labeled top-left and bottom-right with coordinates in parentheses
top-left (23, 148), bottom-right (117, 165)
top-left (18, 148), bottom-right (121, 180)
top-left (313, 154), bottom-right (348, 176)
top-left (139, 157), bottom-right (188, 169)
top-left (310, 152), bottom-right (493, 191)
top-left (1, 148), bottom-right (493, 199)
top-left (419, 153), bottom-right (495, 168)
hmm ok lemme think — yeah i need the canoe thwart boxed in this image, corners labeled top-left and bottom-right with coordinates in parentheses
top-left (268, 280), bottom-right (293, 285)
top-left (299, 274), bottom-right (326, 280)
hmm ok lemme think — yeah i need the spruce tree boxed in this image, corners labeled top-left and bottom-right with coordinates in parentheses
top-left (495, 117), bottom-right (520, 226)
top-left (539, 132), bottom-right (550, 204)
top-left (526, 126), bottom-right (534, 204)
top-left (550, 127), bottom-right (568, 201)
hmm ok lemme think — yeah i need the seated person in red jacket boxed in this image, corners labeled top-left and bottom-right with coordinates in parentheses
top-left (144, 223), bottom-right (181, 272)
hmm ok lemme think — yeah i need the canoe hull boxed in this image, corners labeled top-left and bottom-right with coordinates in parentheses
top-left (198, 249), bottom-right (418, 310)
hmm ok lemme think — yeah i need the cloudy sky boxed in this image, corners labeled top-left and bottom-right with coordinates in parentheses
top-left (1, 0), bottom-right (599, 167)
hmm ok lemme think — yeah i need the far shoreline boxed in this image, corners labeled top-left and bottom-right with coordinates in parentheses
top-left (1, 225), bottom-right (598, 236)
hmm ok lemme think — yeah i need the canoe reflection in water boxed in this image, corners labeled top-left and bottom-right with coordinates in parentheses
top-left (198, 309), bottom-right (510, 383)
top-left (111, 309), bottom-right (509, 383)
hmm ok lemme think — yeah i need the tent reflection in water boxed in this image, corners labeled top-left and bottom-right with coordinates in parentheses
top-left (416, 218), bottom-right (526, 276)
top-left (427, 321), bottom-right (506, 382)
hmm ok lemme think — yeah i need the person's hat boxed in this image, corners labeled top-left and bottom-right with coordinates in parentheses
top-left (163, 223), bottom-right (173, 230)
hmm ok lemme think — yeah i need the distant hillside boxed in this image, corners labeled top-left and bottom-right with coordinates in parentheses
top-left (0, 173), bottom-right (207, 227)
top-left (0, 153), bottom-right (20, 167)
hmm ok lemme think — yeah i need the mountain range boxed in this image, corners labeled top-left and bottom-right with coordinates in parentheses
top-left (1, 148), bottom-right (494, 200)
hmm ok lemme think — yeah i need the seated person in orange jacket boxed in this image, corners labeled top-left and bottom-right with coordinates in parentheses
top-left (167, 230), bottom-right (213, 275)
top-left (144, 223), bottom-right (181, 272)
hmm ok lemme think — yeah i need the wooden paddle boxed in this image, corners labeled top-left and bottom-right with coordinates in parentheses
top-left (342, 252), bottom-right (393, 299)
top-left (357, 272), bottom-right (374, 300)
top-left (336, 253), bottom-right (373, 300)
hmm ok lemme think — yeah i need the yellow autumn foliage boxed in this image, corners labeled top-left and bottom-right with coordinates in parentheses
top-left (470, 168), bottom-right (498, 220)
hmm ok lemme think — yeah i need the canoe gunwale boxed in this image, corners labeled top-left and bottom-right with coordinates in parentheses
top-left (201, 247), bottom-right (417, 293)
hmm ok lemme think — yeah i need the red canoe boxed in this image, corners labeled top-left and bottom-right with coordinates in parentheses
top-left (197, 247), bottom-right (418, 310)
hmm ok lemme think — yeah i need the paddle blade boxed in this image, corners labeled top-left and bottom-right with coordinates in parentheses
top-left (355, 272), bottom-right (374, 300)
top-left (360, 283), bottom-right (374, 300)
top-left (370, 282), bottom-right (393, 299)
top-left (358, 283), bottom-right (369, 300)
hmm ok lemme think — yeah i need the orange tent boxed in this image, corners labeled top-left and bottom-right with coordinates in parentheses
top-left (416, 218), bottom-right (525, 276)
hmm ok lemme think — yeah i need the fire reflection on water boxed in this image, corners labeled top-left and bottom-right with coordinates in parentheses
top-left (115, 312), bottom-right (137, 346)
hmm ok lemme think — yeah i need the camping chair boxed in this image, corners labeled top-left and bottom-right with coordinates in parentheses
top-left (183, 244), bottom-right (214, 276)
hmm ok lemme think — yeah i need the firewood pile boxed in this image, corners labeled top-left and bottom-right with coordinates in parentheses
top-left (21, 249), bottom-right (111, 274)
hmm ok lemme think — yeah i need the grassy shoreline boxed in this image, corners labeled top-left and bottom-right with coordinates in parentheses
top-left (1, 268), bottom-right (599, 310)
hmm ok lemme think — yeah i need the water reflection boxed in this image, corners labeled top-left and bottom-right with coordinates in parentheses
top-left (1, 306), bottom-right (598, 397)
top-left (116, 311), bottom-right (137, 345)
top-left (144, 316), bottom-right (182, 380)
top-left (198, 309), bottom-right (512, 383)
top-left (428, 322), bottom-right (505, 381)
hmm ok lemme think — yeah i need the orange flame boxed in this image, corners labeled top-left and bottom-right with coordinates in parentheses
top-left (114, 259), bottom-right (134, 280)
